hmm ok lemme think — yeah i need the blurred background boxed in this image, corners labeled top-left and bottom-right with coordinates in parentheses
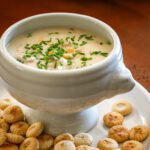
top-left (0, 0), bottom-right (150, 90)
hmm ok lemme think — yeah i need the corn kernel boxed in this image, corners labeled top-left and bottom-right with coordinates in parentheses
top-left (63, 54), bottom-right (73, 59)
top-left (66, 48), bottom-right (75, 53)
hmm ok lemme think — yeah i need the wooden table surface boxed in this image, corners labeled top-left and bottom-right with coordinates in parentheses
top-left (0, 0), bottom-right (150, 91)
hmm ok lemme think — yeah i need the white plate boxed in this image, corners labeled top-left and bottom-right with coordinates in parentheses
top-left (0, 79), bottom-right (150, 149)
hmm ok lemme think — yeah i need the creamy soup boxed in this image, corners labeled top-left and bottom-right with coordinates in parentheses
top-left (8, 27), bottom-right (112, 70)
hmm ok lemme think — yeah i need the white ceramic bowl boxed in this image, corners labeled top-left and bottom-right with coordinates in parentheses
top-left (0, 13), bottom-right (135, 135)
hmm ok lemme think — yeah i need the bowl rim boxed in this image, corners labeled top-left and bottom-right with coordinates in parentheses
top-left (0, 13), bottom-right (121, 76)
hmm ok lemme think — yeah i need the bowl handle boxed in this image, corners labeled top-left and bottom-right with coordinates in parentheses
top-left (108, 61), bottom-right (135, 94)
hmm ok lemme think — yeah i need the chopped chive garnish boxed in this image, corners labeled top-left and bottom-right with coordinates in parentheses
top-left (70, 36), bottom-right (75, 41)
top-left (73, 52), bottom-right (85, 57)
top-left (91, 51), bottom-right (108, 57)
top-left (23, 53), bottom-right (32, 58)
top-left (57, 38), bottom-right (64, 45)
top-left (16, 58), bottom-right (24, 63)
top-left (81, 61), bottom-right (86, 67)
top-left (54, 62), bottom-right (57, 68)
top-left (78, 34), bottom-right (94, 41)
top-left (91, 51), bottom-right (101, 55)
top-left (59, 62), bottom-right (63, 66)
top-left (100, 52), bottom-right (109, 57)
top-left (80, 41), bottom-right (87, 46)
top-left (40, 41), bottom-right (48, 45)
top-left (26, 33), bottom-right (32, 38)
top-left (39, 39), bottom-right (51, 45)
top-left (37, 61), bottom-right (47, 69)
top-left (37, 61), bottom-right (41, 68)
top-left (106, 41), bottom-right (111, 45)
top-left (85, 35), bottom-right (93, 40)
top-left (24, 44), bottom-right (30, 49)
top-left (78, 34), bottom-right (86, 41)
top-left (70, 28), bottom-right (74, 30)
top-left (48, 32), bottom-right (59, 35)
top-left (72, 42), bottom-right (78, 49)
top-left (81, 57), bottom-right (92, 61)
top-left (67, 60), bottom-right (72, 65)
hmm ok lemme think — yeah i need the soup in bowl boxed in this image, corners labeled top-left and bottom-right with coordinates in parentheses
top-left (8, 27), bottom-right (112, 70)
top-left (0, 13), bottom-right (135, 135)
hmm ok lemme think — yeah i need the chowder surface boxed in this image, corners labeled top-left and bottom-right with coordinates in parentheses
top-left (8, 27), bottom-right (112, 70)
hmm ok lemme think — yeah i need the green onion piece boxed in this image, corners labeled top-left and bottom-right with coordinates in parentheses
top-left (78, 34), bottom-right (86, 41)
top-left (100, 52), bottom-right (108, 57)
top-left (81, 61), bottom-right (86, 67)
top-left (57, 38), bottom-right (64, 45)
top-left (16, 58), bottom-right (24, 63)
top-left (85, 35), bottom-right (93, 40)
top-left (81, 57), bottom-right (92, 61)
top-left (67, 60), bottom-right (72, 65)
top-left (26, 33), bottom-right (32, 38)
top-left (78, 34), bottom-right (94, 41)
top-left (54, 62), bottom-right (57, 68)
top-left (70, 36), bottom-right (75, 41)
top-left (91, 51), bottom-right (108, 57)
top-left (73, 52), bottom-right (85, 57)
top-left (37, 61), bottom-right (47, 69)
top-left (80, 41), bottom-right (87, 46)
top-left (59, 62), bottom-right (63, 66)
top-left (106, 41), bottom-right (111, 45)
top-left (24, 44), bottom-right (30, 49)
top-left (91, 51), bottom-right (101, 55)
top-left (48, 32), bottom-right (59, 35)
